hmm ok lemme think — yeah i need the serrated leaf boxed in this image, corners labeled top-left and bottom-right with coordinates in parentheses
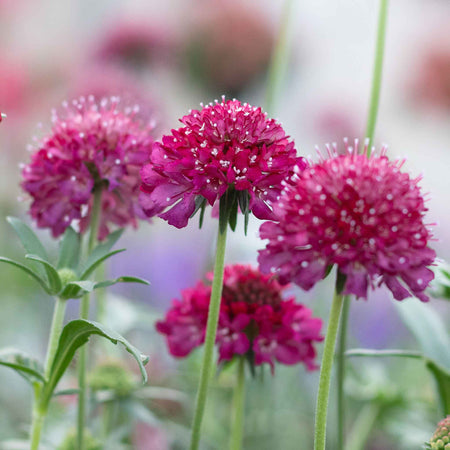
top-left (0, 348), bottom-right (45, 384)
top-left (0, 257), bottom-right (51, 294)
top-left (6, 217), bottom-right (49, 280)
top-left (394, 298), bottom-right (450, 371)
top-left (57, 227), bottom-right (80, 269)
top-left (94, 276), bottom-right (150, 290)
top-left (425, 360), bottom-right (450, 415)
top-left (59, 280), bottom-right (96, 300)
top-left (39, 319), bottom-right (149, 410)
top-left (80, 249), bottom-right (125, 280)
top-left (25, 254), bottom-right (62, 295)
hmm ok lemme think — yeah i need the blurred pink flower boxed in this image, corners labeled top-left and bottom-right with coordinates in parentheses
top-left (156, 264), bottom-right (323, 371)
top-left (92, 19), bottom-right (176, 70)
top-left (186, 0), bottom-right (274, 95)
top-left (133, 422), bottom-right (169, 450)
top-left (21, 96), bottom-right (155, 239)
top-left (140, 98), bottom-right (304, 228)
top-left (411, 44), bottom-right (450, 110)
top-left (258, 140), bottom-right (436, 302)
top-left (0, 57), bottom-right (29, 116)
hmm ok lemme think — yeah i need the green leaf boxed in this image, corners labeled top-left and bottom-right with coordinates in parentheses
top-left (0, 257), bottom-right (51, 294)
top-left (79, 229), bottom-right (125, 278)
top-left (6, 217), bottom-right (49, 280)
top-left (40, 319), bottom-right (149, 410)
top-left (0, 348), bottom-right (45, 384)
top-left (57, 227), bottom-right (80, 269)
top-left (238, 192), bottom-right (250, 235)
top-left (425, 360), bottom-right (450, 415)
top-left (94, 276), bottom-right (150, 290)
top-left (59, 280), bottom-right (96, 300)
top-left (25, 254), bottom-right (62, 295)
top-left (394, 298), bottom-right (450, 371)
top-left (80, 249), bottom-right (126, 280)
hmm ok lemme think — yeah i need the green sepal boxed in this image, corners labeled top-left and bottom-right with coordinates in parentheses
top-left (25, 254), bottom-right (62, 295)
top-left (0, 256), bottom-right (51, 294)
top-left (39, 319), bottom-right (149, 410)
top-left (93, 276), bottom-right (150, 290)
top-left (190, 196), bottom-right (208, 229)
top-left (0, 348), bottom-right (45, 384)
top-left (57, 227), bottom-right (80, 270)
top-left (6, 217), bottom-right (49, 281)
top-left (425, 360), bottom-right (450, 415)
top-left (228, 191), bottom-right (239, 232)
top-left (324, 264), bottom-right (334, 279)
top-left (237, 191), bottom-right (250, 236)
top-left (335, 270), bottom-right (347, 295)
top-left (59, 280), bottom-right (96, 300)
top-left (79, 228), bottom-right (124, 278)
top-left (219, 188), bottom-right (239, 234)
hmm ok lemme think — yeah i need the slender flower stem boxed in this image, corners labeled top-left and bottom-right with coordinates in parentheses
top-left (30, 297), bottom-right (67, 450)
top-left (77, 186), bottom-right (103, 450)
top-left (345, 349), bottom-right (423, 359)
top-left (314, 287), bottom-right (345, 450)
top-left (336, 294), bottom-right (350, 450)
top-left (265, 0), bottom-right (295, 115)
top-left (189, 215), bottom-right (228, 450)
top-left (365, 0), bottom-right (389, 150)
top-left (229, 358), bottom-right (246, 450)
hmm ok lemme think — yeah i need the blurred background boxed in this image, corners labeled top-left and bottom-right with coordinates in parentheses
top-left (0, 0), bottom-right (449, 448)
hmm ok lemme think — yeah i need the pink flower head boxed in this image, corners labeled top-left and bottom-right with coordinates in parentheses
top-left (156, 264), bottom-right (323, 371)
top-left (21, 96), bottom-right (155, 239)
top-left (258, 139), bottom-right (436, 302)
top-left (140, 97), bottom-right (304, 229)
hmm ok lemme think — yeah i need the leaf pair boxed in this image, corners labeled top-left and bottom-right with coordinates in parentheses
top-left (0, 320), bottom-right (149, 412)
top-left (0, 218), bottom-right (149, 299)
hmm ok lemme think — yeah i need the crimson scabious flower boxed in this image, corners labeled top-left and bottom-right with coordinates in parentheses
top-left (156, 264), bottom-right (323, 371)
top-left (140, 97), bottom-right (304, 230)
top-left (258, 140), bottom-right (436, 302)
top-left (21, 96), bottom-right (155, 239)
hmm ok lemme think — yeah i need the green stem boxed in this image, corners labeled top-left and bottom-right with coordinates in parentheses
top-left (77, 186), bottom-right (103, 450)
top-left (365, 0), bottom-right (389, 152)
top-left (30, 296), bottom-right (67, 450)
top-left (346, 403), bottom-right (381, 450)
top-left (265, 0), bottom-right (295, 115)
top-left (189, 214), bottom-right (228, 450)
top-left (229, 358), bottom-right (246, 450)
top-left (336, 294), bottom-right (350, 450)
top-left (314, 287), bottom-right (345, 450)
top-left (345, 349), bottom-right (423, 359)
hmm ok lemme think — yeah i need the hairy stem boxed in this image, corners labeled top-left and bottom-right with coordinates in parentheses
top-left (229, 358), bottom-right (246, 450)
top-left (189, 213), bottom-right (228, 450)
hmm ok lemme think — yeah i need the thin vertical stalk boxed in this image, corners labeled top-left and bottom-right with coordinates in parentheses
top-left (336, 294), bottom-right (350, 450)
top-left (229, 358), bottom-right (246, 450)
top-left (314, 288), bottom-right (345, 450)
top-left (365, 0), bottom-right (389, 151)
top-left (346, 403), bottom-right (381, 450)
top-left (189, 214), bottom-right (228, 450)
top-left (265, 0), bottom-right (295, 115)
top-left (30, 297), bottom-right (67, 450)
top-left (77, 186), bottom-right (103, 450)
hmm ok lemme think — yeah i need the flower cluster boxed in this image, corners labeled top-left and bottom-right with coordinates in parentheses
top-left (140, 98), bottom-right (304, 228)
top-left (156, 264), bottom-right (323, 370)
top-left (21, 96), bottom-right (155, 239)
top-left (428, 415), bottom-right (450, 449)
top-left (258, 140), bottom-right (436, 301)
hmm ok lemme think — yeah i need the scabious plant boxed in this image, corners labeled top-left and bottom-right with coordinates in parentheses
top-left (21, 95), bottom-right (154, 240)
top-left (258, 139), bottom-right (436, 302)
top-left (140, 96), bottom-right (304, 230)
top-left (140, 97), bottom-right (303, 450)
top-left (156, 264), bottom-right (323, 371)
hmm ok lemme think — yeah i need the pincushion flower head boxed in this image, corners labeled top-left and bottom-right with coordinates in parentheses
top-left (258, 139), bottom-right (436, 302)
top-left (21, 96), bottom-right (155, 239)
top-left (156, 264), bottom-right (323, 371)
top-left (140, 97), bottom-right (304, 230)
